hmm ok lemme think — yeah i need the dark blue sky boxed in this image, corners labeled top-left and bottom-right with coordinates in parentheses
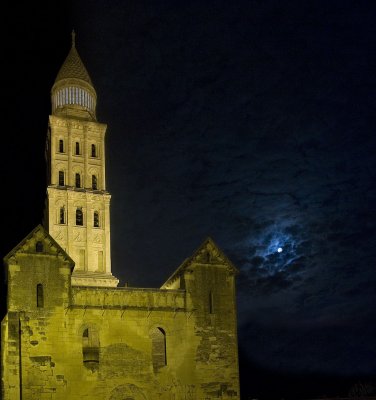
top-left (1, 1), bottom-right (376, 399)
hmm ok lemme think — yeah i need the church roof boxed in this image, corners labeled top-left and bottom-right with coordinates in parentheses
top-left (4, 224), bottom-right (75, 270)
top-left (161, 237), bottom-right (239, 288)
top-left (54, 31), bottom-right (93, 86)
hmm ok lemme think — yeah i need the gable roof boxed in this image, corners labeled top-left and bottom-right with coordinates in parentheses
top-left (161, 237), bottom-right (239, 288)
top-left (4, 224), bottom-right (75, 269)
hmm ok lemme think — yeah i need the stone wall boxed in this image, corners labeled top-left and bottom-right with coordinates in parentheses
top-left (71, 287), bottom-right (186, 310)
top-left (2, 228), bottom-right (240, 399)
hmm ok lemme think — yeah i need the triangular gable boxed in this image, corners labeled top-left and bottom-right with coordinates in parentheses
top-left (4, 224), bottom-right (75, 269)
top-left (190, 237), bottom-right (238, 269)
top-left (162, 237), bottom-right (239, 288)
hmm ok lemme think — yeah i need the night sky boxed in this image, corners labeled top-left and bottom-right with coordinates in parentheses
top-left (1, 1), bottom-right (376, 399)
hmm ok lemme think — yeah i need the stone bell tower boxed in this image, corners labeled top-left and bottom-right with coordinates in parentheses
top-left (1, 31), bottom-right (240, 400)
top-left (44, 31), bottom-right (118, 287)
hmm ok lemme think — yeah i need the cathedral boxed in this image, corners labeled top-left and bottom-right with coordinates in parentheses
top-left (1, 33), bottom-right (240, 400)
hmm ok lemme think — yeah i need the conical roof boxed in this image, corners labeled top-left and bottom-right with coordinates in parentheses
top-left (55, 31), bottom-right (93, 86)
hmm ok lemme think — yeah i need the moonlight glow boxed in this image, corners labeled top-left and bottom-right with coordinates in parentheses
top-left (277, 247), bottom-right (283, 253)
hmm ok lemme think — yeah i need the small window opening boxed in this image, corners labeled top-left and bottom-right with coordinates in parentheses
top-left (150, 327), bottom-right (167, 371)
top-left (76, 208), bottom-right (83, 226)
top-left (75, 173), bottom-right (81, 188)
top-left (36, 241), bottom-right (44, 253)
top-left (82, 327), bottom-right (99, 371)
top-left (92, 175), bottom-right (97, 190)
top-left (58, 171), bottom-right (65, 186)
top-left (91, 144), bottom-right (97, 157)
top-left (59, 139), bottom-right (64, 153)
top-left (59, 207), bottom-right (65, 224)
top-left (93, 211), bottom-right (99, 228)
top-left (37, 284), bottom-right (44, 308)
top-left (75, 142), bottom-right (80, 155)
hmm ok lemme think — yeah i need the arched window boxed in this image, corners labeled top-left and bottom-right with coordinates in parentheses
top-left (59, 207), bottom-right (65, 224)
top-left (92, 175), bottom-right (97, 190)
top-left (37, 284), bottom-right (44, 308)
top-left (82, 327), bottom-right (99, 370)
top-left (75, 141), bottom-right (80, 155)
top-left (58, 171), bottom-right (65, 186)
top-left (150, 327), bottom-right (167, 371)
top-left (91, 144), bottom-right (97, 157)
top-left (75, 173), bottom-right (81, 188)
top-left (76, 208), bottom-right (83, 226)
top-left (59, 139), bottom-right (64, 153)
top-left (93, 211), bottom-right (99, 227)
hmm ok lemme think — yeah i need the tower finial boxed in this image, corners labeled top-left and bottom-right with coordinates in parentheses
top-left (71, 29), bottom-right (76, 48)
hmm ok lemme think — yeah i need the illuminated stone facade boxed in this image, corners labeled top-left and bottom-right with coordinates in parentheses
top-left (45, 32), bottom-right (117, 288)
top-left (1, 35), bottom-right (240, 400)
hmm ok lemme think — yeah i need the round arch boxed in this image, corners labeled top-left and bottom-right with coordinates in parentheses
top-left (108, 384), bottom-right (147, 400)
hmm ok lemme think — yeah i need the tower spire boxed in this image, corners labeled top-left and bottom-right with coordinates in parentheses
top-left (47, 33), bottom-right (118, 287)
top-left (71, 29), bottom-right (76, 48)
top-left (51, 30), bottom-right (96, 120)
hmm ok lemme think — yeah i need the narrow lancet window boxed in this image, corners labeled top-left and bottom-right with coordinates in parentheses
top-left (91, 144), bottom-right (97, 157)
top-left (93, 211), bottom-right (99, 228)
top-left (59, 139), bottom-right (64, 153)
top-left (92, 175), bottom-right (97, 190)
top-left (76, 208), bottom-right (83, 226)
top-left (150, 327), bottom-right (167, 371)
top-left (58, 171), bottom-right (65, 186)
top-left (37, 284), bottom-right (44, 308)
top-left (82, 327), bottom-right (99, 370)
top-left (59, 207), bottom-right (65, 224)
top-left (75, 141), bottom-right (80, 155)
top-left (75, 173), bottom-right (81, 188)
